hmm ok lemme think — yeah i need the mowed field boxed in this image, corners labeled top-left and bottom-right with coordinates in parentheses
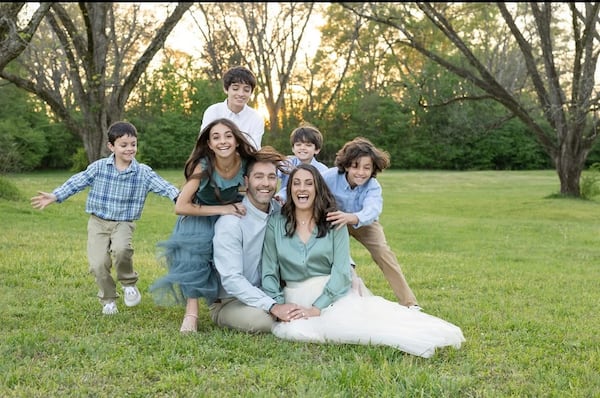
top-left (1, 169), bottom-right (599, 397)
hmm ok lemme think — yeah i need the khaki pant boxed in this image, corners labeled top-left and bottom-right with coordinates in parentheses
top-left (87, 215), bottom-right (138, 304)
top-left (209, 297), bottom-right (275, 333)
top-left (348, 221), bottom-right (418, 306)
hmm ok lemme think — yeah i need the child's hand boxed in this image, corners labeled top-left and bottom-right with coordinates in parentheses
top-left (31, 191), bottom-right (57, 210)
top-left (274, 195), bottom-right (285, 206)
top-left (227, 202), bottom-right (246, 217)
top-left (326, 210), bottom-right (358, 230)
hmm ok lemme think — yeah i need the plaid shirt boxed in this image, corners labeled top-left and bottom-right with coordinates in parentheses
top-left (53, 154), bottom-right (179, 221)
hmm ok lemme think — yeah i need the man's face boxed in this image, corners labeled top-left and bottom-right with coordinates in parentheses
top-left (245, 161), bottom-right (278, 211)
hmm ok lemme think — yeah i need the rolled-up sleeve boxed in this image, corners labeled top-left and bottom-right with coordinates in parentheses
top-left (353, 181), bottom-right (383, 228)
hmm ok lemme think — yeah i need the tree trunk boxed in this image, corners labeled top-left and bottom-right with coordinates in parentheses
top-left (555, 140), bottom-right (587, 197)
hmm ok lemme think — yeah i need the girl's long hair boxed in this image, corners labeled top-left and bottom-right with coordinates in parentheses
top-left (282, 163), bottom-right (337, 238)
top-left (183, 118), bottom-right (257, 202)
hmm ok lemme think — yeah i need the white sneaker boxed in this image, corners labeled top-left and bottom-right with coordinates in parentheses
top-left (102, 301), bottom-right (118, 315)
top-left (123, 285), bottom-right (142, 307)
top-left (408, 304), bottom-right (422, 311)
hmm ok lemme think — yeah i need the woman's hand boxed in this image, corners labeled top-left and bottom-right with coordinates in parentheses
top-left (290, 306), bottom-right (321, 319)
top-left (270, 303), bottom-right (301, 322)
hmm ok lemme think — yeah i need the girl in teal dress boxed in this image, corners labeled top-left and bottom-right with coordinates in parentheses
top-left (150, 118), bottom-right (257, 333)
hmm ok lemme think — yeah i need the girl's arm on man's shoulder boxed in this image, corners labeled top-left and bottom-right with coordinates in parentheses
top-left (174, 164), bottom-right (245, 218)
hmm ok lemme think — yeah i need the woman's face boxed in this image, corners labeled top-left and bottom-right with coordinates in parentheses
top-left (290, 168), bottom-right (316, 211)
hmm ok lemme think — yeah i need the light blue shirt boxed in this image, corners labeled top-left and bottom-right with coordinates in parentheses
top-left (321, 167), bottom-right (382, 228)
top-left (201, 100), bottom-right (264, 149)
top-left (261, 213), bottom-right (352, 309)
top-left (276, 156), bottom-right (329, 202)
top-left (213, 195), bottom-right (281, 311)
top-left (52, 154), bottom-right (179, 221)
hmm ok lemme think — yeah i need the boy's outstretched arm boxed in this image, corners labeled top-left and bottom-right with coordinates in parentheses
top-left (31, 191), bottom-right (57, 210)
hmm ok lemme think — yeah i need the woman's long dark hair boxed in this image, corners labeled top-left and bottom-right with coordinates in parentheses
top-left (282, 163), bottom-right (337, 238)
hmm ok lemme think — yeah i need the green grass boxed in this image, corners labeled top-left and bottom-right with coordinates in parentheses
top-left (1, 170), bottom-right (599, 397)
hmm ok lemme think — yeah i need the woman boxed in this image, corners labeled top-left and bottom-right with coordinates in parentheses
top-left (150, 118), bottom-right (257, 333)
top-left (261, 164), bottom-right (465, 358)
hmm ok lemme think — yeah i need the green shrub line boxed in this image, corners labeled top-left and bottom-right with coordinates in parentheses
top-left (1, 170), bottom-right (599, 397)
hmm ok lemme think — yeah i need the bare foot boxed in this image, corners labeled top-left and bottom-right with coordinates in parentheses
top-left (180, 313), bottom-right (198, 333)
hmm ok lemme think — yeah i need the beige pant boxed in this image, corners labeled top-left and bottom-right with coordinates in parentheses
top-left (209, 297), bottom-right (275, 333)
top-left (348, 221), bottom-right (418, 306)
top-left (87, 215), bottom-right (138, 304)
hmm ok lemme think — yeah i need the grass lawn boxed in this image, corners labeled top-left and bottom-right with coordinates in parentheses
top-left (1, 169), bottom-right (599, 397)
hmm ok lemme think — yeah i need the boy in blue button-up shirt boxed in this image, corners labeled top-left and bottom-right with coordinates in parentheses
top-left (31, 121), bottom-right (179, 315)
top-left (323, 137), bottom-right (420, 309)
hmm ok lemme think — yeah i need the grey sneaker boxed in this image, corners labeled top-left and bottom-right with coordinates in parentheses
top-left (123, 285), bottom-right (142, 307)
top-left (408, 304), bottom-right (422, 311)
top-left (102, 301), bottom-right (118, 315)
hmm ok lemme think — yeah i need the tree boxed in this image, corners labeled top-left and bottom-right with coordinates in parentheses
top-left (0, 3), bottom-right (192, 163)
top-left (0, 3), bottom-right (50, 70)
top-left (342, 2), bottom-right (600, 197)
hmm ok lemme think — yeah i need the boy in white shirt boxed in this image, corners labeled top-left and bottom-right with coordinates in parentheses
top-left (201, 66), bottom-right (264, 149)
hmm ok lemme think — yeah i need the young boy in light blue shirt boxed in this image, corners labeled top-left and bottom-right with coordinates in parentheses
top-left (323, 137), bottom-right (421, 310)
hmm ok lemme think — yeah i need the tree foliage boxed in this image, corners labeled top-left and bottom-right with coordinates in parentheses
top-left (0, 2), bottom-right (588, 181)
top-left (340, 2), bottom-right (600, 197)
top-left (0, 2), bottom-right (191, 163)
top-left (190, 2), bottom-right (317, 138)
top-left (126, 50), bottom-right (223, 170)
top-left (0, 81), bottom-right (75, 172)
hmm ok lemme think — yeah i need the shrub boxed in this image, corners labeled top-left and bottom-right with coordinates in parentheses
top-left (580, 163), bottom-right (600, 199)
top-left (0, 176), bottom-right (23, 201)
top-left (70, 148), bottom-right (90, 172)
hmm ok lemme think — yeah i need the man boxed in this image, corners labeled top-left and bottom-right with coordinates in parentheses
top-left (210, 147), bottom-right (300, 332)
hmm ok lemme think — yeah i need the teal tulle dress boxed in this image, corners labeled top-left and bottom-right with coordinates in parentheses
top-left (150, 157), bottom-right (246, 306)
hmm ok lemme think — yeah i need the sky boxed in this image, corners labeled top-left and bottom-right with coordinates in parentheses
top-left (161, 3), bottom-right (324, 59)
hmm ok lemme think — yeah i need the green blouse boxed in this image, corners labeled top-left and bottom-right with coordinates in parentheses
top-left (195, 157), bottom-right (246, 205)
top-left (261, 213), bottom-right (352, 309)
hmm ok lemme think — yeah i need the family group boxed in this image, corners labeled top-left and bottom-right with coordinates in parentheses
top-left (30, 66), bottom-right (465, 358)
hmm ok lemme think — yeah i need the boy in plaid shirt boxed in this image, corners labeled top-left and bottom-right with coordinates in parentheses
top-left (31, 121), bottom-right (179, 315)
